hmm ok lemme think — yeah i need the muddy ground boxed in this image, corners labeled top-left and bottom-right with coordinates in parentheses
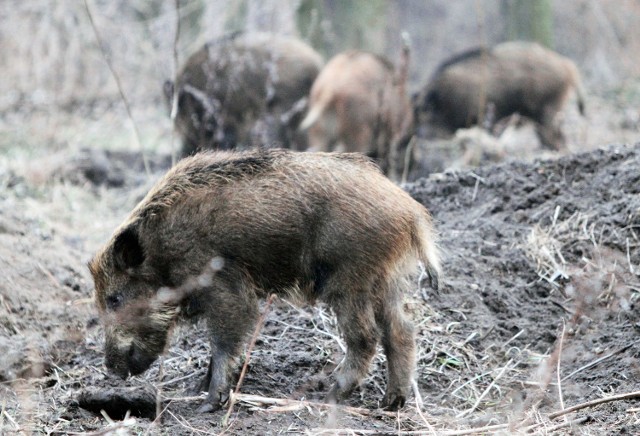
top-left (0, 90), bottom-right (639, 435)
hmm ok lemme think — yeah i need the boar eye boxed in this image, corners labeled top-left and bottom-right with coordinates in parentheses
top-left (106, 293), bottom-right (124, 311)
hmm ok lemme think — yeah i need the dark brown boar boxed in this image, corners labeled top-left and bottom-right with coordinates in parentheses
top-left (413, 41), bottom-right (586, 150)
top-left (89, 149), bottom-right (441, 412)
top-left (164, 33), bottom-right (323, 156)
top-left (299, 50), bottom-right (414, 180)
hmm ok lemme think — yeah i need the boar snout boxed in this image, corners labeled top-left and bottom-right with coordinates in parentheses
top-left (127, 343), bottom-right (158, 376)
top-left (105, 340), bottom-right (159, 379)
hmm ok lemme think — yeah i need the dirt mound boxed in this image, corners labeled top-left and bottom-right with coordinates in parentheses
top-left (1, 143), bottom-right (639, 434)
top-left (407, 142), bottom-right (640, 423)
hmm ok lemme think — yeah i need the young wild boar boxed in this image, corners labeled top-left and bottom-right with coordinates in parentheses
top-left (413, 41), bottom-right (586, 150)
top-left (164, 32), bottom-right (323, 156)
top-left (89, 149), bottom-right (441, 412)
top-left (299, 50), bottom-right (413, 180)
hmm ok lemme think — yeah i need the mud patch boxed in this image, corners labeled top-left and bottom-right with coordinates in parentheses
top-left (77, 386), bottom-right (158, 420)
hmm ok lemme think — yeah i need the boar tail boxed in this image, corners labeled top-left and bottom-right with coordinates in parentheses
top-left (575, 79), bottom-right (586, 117)
top-left (414, 213), bottom-right (442, 291)
top-left (576, 88), bottom-right (586, 117)
top-left (299, 104), bottom-right (322, 131)
top-left (568, 62), bottom-right (586, 116)
top-left (299, 90), bottom-right (332, 131)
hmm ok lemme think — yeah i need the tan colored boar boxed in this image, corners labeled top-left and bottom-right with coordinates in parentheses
top-left (299, 50), bottom-right (413, 180)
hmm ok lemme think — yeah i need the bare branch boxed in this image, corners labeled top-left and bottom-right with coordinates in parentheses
top-left (83, 0), bottom-right (150, 176)
top-left (549, 390), bottom-right (640, 420)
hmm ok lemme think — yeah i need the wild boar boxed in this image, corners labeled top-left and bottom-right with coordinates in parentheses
top-left (164, 32), bottom-right (323, 156)
top-left (89, 149), bottom-right (441, 412)
top-left (299, 50), bottom-right (414, 180)
top-left (413, 41), bottom-right (586, 150)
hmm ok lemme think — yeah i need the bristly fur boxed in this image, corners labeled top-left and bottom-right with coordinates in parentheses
top-left (90, 148), bottom-right (441, 412)
top-left (167, 33), bottom-right (323, 156)
top-left (134, 150), bottom-right (282, 221)
top-left (300, 50), bottom-right (414, 180)
top-left (414, 41), bottom-right (586, 150)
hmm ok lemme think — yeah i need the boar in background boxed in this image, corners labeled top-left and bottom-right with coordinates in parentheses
top-left (164, 33), bottom-right (323, 156)
top-left (299, 48), bottom-right (413, 181)
top-left (413, 41), bottom-right (586, 150)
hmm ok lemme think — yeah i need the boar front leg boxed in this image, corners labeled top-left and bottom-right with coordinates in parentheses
top-left (194, 269), bottom-right (258, 413)
top-left (195, 343), bottom-right (238, 413)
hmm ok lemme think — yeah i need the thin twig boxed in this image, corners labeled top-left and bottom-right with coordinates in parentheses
top-left (1, 409), bottom-right (19, 430)
top-left (310, 422), bottom-right (514, 436)
top-left (401, 136), bottom-right (417, 185)
top-left (533, 416), bottom-right (588, 434)
top-left (154, 358), bottom-right (165, 427)
top-left (627, 238), bottom-right (635, 274)
top-left (65, 419), bottom-right (137, 436)
top-left (156, 370), bottom-right (200, 387)
top-left (222, 294), bottom-right (277, 426)
top-left (556, 320), bottom-right (566, 420)
top-left (456, 358), bottom-right (514, 418)
top-left (411, 380), bottom-right (436, 435)
top-left (170, 0), bottom-right (181, 166)
top-left (146, 399), bottom-right (174, 436)
top-left (83, 0), bottom-right (150, 176)
top-left (561, 342), bottom-right (635, 382)
top-left (231, 393), bottom-right (401, 418)
top-left (548, 389), bottom-right (640, 420)
top-left (165, 409), bottom-right (210, 435)
top-left (68, 411), bottom-right (135, 436)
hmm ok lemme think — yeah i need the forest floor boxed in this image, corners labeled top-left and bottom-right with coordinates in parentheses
top-left (0, 86), bottom-right (639, 435)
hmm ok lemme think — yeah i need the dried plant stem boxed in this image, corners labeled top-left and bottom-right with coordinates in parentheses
top-left (411, 379), bottom-right (436, 434)
top-left (153, 358), bottom-right (165, 429)
top-left (401, 136), bottom-right (417, 185)
top-left (561, 342), bottom-right (635, 382)
top-left (165, 409), bottom-right (210, 435)
top-left (311, 422), bottom-right (514, 436)
top-left (170, 0), bottom-right (181, 166)
top-left (222, 294), bottom-right (277, 426)
top-left (548, 390), bottom-right (640, 420)
top-left (556, 321), bottom-right (566, 419)
top-left (232, 393), bottom-right (401, 418)
top-left (69, 411), bottom-right (136, 436)
top-left (1, 409), bottom-right (20, 431)
top-left (540, 416), bottom-right (589, 433)
top-left (456, 358), bottom-right (513, 418)
top-left (83, 0), bottom-right (150, 176)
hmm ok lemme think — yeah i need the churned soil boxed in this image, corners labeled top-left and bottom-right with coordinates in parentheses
top-left (1, 137), bottom-right (639, 434)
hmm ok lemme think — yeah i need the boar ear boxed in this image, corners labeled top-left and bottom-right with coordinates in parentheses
top-left (113, 226), bottom-right (145, 271)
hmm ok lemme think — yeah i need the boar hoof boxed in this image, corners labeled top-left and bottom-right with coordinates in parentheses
top-left (196, 401), bottom-right (220, 414)
top-left (195, 388), bottom-right (230, 413)
top-left (381, 391), bottom-right (406, 411)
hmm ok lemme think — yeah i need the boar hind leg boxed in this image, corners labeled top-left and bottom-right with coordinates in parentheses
top-left (196, 270), bottom-right (258, 413)
top-left (327, 297), bottom-right (380, 404)
top-left (537, 107), bottom-right (566, 151)
top-left (376, 299), bottom-right (415, 410)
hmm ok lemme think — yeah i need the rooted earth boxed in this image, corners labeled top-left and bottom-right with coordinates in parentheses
top-left (1, 106), bottom-right (639, 434)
